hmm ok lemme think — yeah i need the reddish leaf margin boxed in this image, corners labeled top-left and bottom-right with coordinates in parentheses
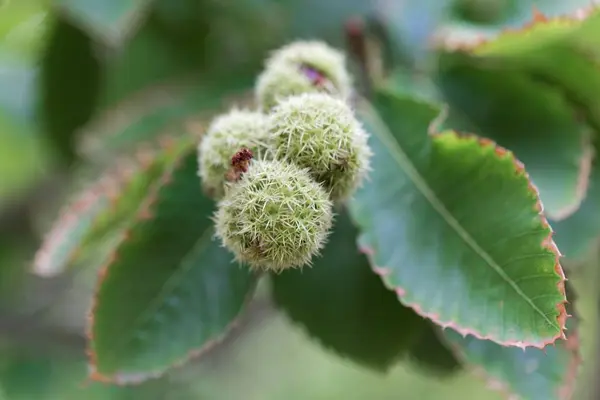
top-left (354, 128), bottom-right (568, 349)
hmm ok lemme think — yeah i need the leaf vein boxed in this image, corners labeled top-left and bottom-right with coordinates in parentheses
top-left (365, 99), bottom-right (558, 331)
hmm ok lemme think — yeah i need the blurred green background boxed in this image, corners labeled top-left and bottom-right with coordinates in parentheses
top-left (0, 0), bottom-right (598, 399)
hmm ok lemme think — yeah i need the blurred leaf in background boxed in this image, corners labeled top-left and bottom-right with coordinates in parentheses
top-left (0, 0), bottom-right (49, 59)
top-left (0, 0), bottom-right (53, 307)
top-left (271, 209), bottom-right (431, 372)
top-left (39, 14), bottom-right (102, 165)
top-left (56, 0), bottom-right (153, 46)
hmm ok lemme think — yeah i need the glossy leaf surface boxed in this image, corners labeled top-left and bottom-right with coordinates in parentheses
top-left (437, 58), bottom-right (592, 220)
top-left (349, 90), bottom-right (567, 347)
top-left (440, 7), bottom-right (600, 143)
top-left (89, 149), bottom-right (259, 381)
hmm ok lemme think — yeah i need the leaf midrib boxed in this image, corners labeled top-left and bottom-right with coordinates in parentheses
top-left (363, 99), bottom-right (559, 332)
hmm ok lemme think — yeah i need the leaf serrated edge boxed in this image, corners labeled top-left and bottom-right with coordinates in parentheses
top-left (86, 279), bottom-right (259, 385)
top-left (442, 284), bottom-right (581, 400)
top-left (453, 127), bottom-right (569, 349)
top-left (32, 168), bottom-right (121, 278)
top-left (32, 179), bottom-right (108, 277)
top-left (446, 331), bottom-right (580, 400)
top-left (432, 59), bottom-right (597, 221)
top-left (432, 5), bottom-right (599, 220)
top-left (31, 140), bottom-right (177, 278)
top-left (85, 148), bottom-right (259, 384)
top-left (354, 127), bottom-right (568, 349)
top-left (434, 5), bottom-right (598, 52)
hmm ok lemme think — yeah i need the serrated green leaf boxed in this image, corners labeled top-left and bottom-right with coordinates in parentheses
top-left (438, 1), bottom-right (596, 51)
top-left (448, 0), bottom-right (593, 28)
top-left (348, 90), bottom-right (567, 347)
top-left (35, 61), bottom-right (246, 277)
top-left (57, 0), bottom-right (152, 45)
top-left (81, 141), bottom-right (189, 246)
top-left (32, 180), bottom-right (111, 277)
top-left (437, 57), bottom-right (592, 220)
top-left (439, 8), bottom-right (600, 140)
top-left (89, 148), bottom-right (259, 381)
top-left (552, 156), bottom-right (600, 261)
top-left (444, 283), bottom-right (580, 400)
top-left (32, 141), bottom-right (185, 277)
top-left (271, 209), bottom-right (425, 371)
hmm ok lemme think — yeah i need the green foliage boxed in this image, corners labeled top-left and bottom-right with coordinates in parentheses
top-left (440, 7), bottom-right (600, 134)
top-left (0, 112), bottom-right (46, 209)
top-left (437, 60), bottom-right (593, 220)
top-left (406, 323), bottom-right (462, 377)
top-left (0, 342), bottom-right (193, 400)
top-left (0, 55), bottom-right (47, 207)
top-left (79, 75), bottom-right (254, 166)
top-left (451, 0), bottom-right (510, 24)
top-left (39, 15), bottom-right (101, 164)
top-left (0, 1), bottom-right (49, 59)
top-left (349, 90), bottom-right (566, 347)
top-left (443, 282), bottom-right (580, 400)
top-left (437, 5), bottom-right (600, 260)
top-left (90, 147), bottom-right (259, 380)
top-left (271, 209), bottom-right (430, 370)
top-left (56, 0), bottom-right (152, 45)
top-left (0, 58), bottom-right (37, 123)
top-left (444, 318), bottom-right (579, 400)
top-left (9, 1), bottom-right (600, 399)
top-left (32, 140), bottom-right (185, 277)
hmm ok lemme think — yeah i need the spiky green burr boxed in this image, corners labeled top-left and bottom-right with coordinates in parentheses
top-left (214, 159), bottom-right (333, 272)
top-left (268, 92), bottom-right (372, 202)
